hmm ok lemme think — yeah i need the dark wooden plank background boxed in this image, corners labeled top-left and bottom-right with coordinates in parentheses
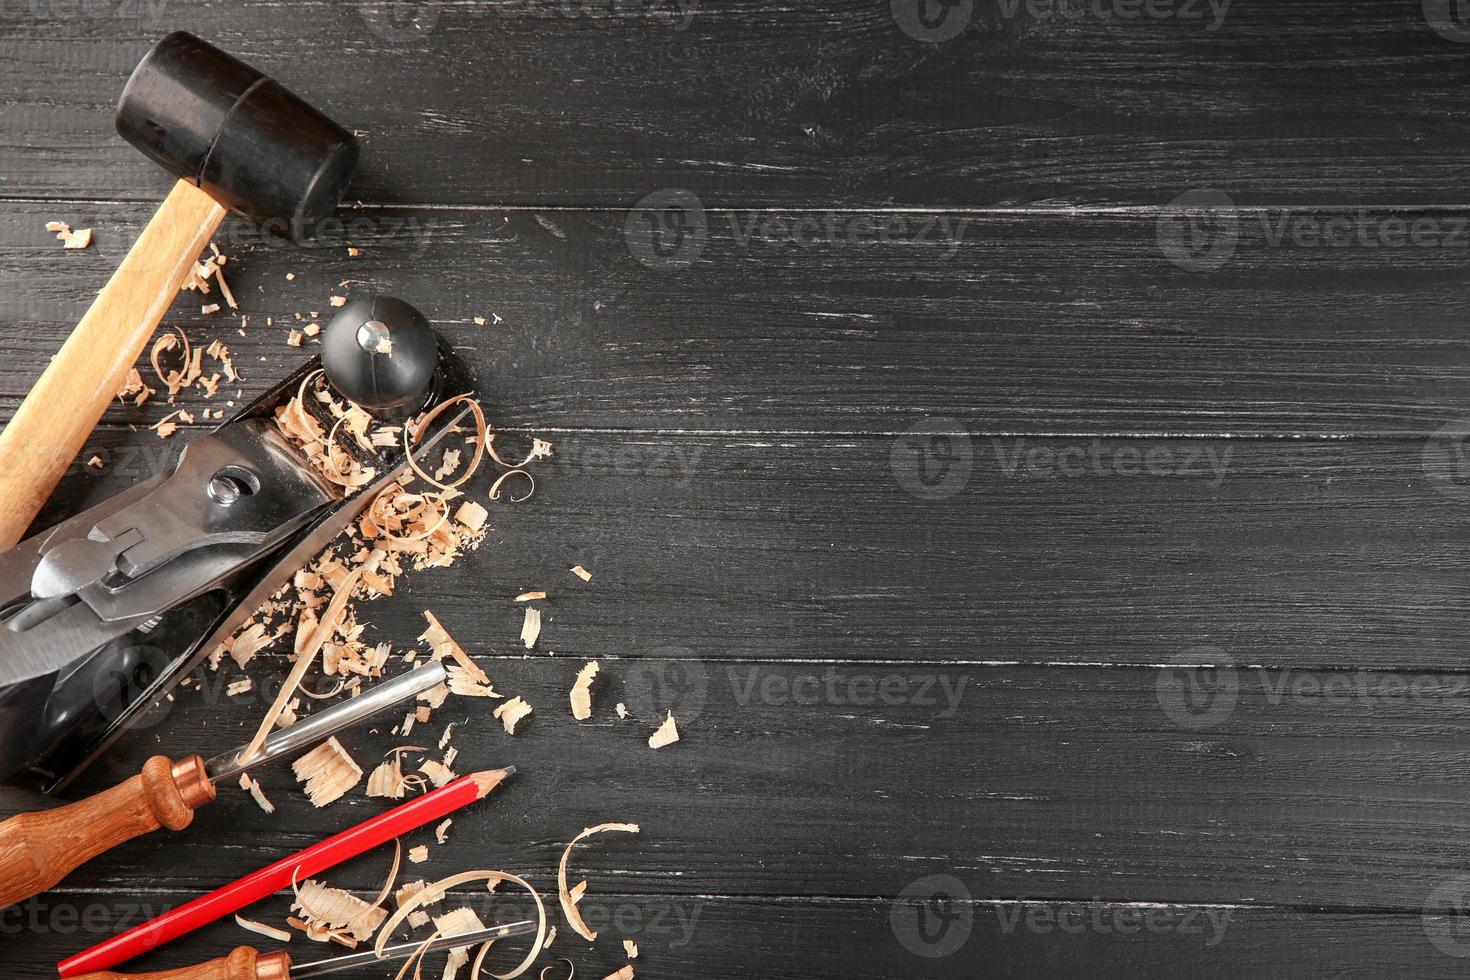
top-left (5, 1), bottom-right (1470, 977)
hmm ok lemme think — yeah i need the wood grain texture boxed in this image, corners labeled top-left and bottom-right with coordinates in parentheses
top-left (4, 202), bottom-right (1470, 438)
top-left (1, 1), bottom-right (1470, 208)
top-left (72, 947), bottom-right (282, 980)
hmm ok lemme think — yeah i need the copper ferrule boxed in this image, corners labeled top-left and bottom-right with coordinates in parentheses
top-left (170, 754), bottom-right (216, 809)
top-left (255, 950), bottom-right (292, 980)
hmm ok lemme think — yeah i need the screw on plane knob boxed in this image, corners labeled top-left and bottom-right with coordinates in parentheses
top-left (320, 295), bottom-right (440, 419)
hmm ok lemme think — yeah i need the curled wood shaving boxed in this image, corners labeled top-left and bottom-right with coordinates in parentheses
top-left (520, 607), bottom-right (541, 650)
top-left (488, 469), bottom-right (534, 503)
top-left (293, 737), bottom-right (364, 807)
top-left (493, 696), bottom-right (532, 734)
top-left (487, 435), bottom-right (554, 469)
top-left (116, 367), bottom-right (154, 406)
top-left (435, 818), bottom-right (453, 844)
top-left (648, 711), bottom-right (680, 749)
top-left (570, 661), bottom-right (599, 721)
top-left (236, 915), bottom-right (292, 943)
top-left (570, 566), bottom-right (592, 583)
top-left (557, 823), bottom-right (641, 942)
top-left (405, 394), bottom-right (487, 492)
top-left (379, 871), bottom-right (548, 980)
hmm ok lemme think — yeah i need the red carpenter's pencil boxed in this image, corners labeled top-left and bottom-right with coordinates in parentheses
top-left (56, 767), bottom-right (515, 978)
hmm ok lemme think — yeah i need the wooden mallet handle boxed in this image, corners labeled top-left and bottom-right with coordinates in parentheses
top-left (72, 948), bottom-right (291, 980)
top-left (0, 179), bottom-right (226, 550)
top-left (0, 753), bottom-right (216, 909)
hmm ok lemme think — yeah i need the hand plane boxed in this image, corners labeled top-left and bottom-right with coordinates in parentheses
top-left (0, 296), bottom-right (474, 793)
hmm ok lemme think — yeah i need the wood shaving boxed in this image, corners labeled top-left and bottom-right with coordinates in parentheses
top-left (87, 456), bottom-right (103, 469)
top-left (648, 711), bottom-right (680, 749)
top-left (201, 303), bottom-right (221, 315)
top-left (45, 220), bottom-right (92, 249)
top-left (404, 394), bottom-right (488, 492)
top-left (292, 736), bottom-right (364, 807)
top-left (226, 678), bottom-right (253, 697)
top-left (473, 316), bottom-right (487, 326)
top-left (623, 939), bottom-right (637, 959)
top-left (288, 329), bottom-right (304, 347)
top-left (409, 845), bottom-right (430, 864)
top-left (520, 607), bottom-right (541, 649)
top-left (239, 773), bottom-right (275, 814)
top-left (397, 880), bottom-right (429, 908)
top-left (570, 566), bottom-right (592, 582)
top-left (236, 915), bottom-right (292, 943)
top-left (116, 367), bottom-right (154, 406)
top-left (294, 878), bottom-right (387, 942)
top-left (420, 758), bottom-right (456, 788)
top-left (488, 469), bottom-right (534, 503)
top-left (543, 926), bottom-right (556, 949)
top-left (421, 612), bottom-right (492, 685)
top-left (367, 755), bottom-right (407, 799)
top-left (330, 295), bottom-right (348, 307)
top-left (615, 703), bottom-right (628, 719)
top-left (454, 500), bottom-right (489, 532)
top-left (436, 818), bottom-right (453, 844)
top-left (487, 436), bottom-right (554, 469)
top-left (557, 823), bottom-right (641, 942)
top-left (514, 591), bottom-right (546, 602)
top-left (570, 661), bottom-right (598, 721)
top-left (603, 968), bottom-right (634, 980)
top-left (493, 696), bottom-right (532, 734)
top-left (435, 907), bottom-right (487, 978)
top-left (447, 666), bottom-right (500, 699)
top-left (242, 568), bottom-right (362, 763)
top-left (379, 870), bottom-right (548, 980)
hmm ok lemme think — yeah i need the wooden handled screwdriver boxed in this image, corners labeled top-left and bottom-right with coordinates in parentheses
top-left (0, 662), bottom-right (445, 909)
top-left (72, 922), bottom-right (539, 979)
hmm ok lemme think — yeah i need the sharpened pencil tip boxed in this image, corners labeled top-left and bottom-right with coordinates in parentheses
top-left (470, 767), bottom-right (517, 798)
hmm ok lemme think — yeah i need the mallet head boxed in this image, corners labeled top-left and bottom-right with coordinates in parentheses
top-left (115, 31), bottom-right (359, 237)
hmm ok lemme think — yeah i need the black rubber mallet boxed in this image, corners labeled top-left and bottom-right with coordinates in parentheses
top-left (0, 31), bottom-right (358, 550)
